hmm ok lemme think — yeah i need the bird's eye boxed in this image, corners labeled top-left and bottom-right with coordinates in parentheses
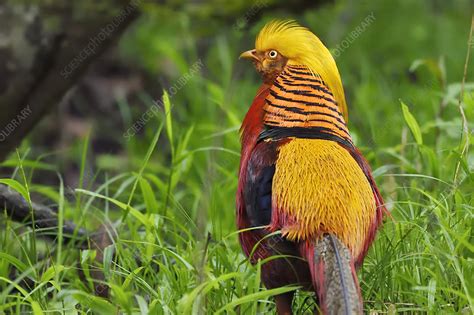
top-left (268, 50), bottom-right (278, 59)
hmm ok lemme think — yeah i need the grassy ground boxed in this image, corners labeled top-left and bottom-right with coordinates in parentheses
top-left (1, 1), bottom-right (473, 314)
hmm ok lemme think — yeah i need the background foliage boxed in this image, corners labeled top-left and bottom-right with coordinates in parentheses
top-left (0, 0), bottom-right (473, 313)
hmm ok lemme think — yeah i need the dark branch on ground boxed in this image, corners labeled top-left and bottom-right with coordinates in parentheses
top-left (0, 183), bottom-right (87, 242)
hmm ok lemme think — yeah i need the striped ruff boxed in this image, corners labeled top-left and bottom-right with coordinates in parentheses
top-left (263, 65), bottom-right (352, 144)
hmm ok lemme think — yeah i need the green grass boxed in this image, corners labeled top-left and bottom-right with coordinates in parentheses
top-left (1, 1), bottom-right (474, 314)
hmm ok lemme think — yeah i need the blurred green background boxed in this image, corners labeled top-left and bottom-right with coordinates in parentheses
top-left (0, 0), bottom-right (473, 313)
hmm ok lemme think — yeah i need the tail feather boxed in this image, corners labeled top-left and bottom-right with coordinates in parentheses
top-left (304, 234), bottom-right (363, 315)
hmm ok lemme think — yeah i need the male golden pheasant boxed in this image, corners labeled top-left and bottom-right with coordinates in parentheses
top-left (236, 20), bottom-right (386, 314)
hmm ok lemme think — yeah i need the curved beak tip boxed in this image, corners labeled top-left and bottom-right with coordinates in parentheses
top-left (239, 49), bottom-right (258, 60)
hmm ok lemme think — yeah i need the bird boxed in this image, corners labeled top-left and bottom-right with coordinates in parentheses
top-left (236, 20), bottom-right (386, 314)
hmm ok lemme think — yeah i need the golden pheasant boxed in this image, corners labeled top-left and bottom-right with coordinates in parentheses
top-left (236, 20), bottom-right (386, 314)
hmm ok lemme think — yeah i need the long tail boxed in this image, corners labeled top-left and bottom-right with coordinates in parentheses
top-left (303, 234), bottom-right (363, 315)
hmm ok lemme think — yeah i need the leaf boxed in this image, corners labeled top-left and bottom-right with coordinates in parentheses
top-left (81, 249), bottom-right (96, 264)
top-left (136, 295), bottom-right (149, 315)
top-left (178, 272), bottom-right (240, 314)
top-left (0, 252), bottom-right (28, 273)
top-left (0, 159), bottom-right (56, 171)
top-left (73, 292), bottom-right (116, 314)
top-left (139, 177), bottom-right (159, 214)
top-left (31, 301), bottom-right (44, 315)
top-left (419, 145), bottom-right (439, 178)
top-left (109, 284), bottom-right (131, 312)
top-left (76, 189), bottom-right (149, 226)
top-left (163, 90), bottom-right (173, 152)
top-left (40, 265), bottom-right (65, 283)
top-left (0, 178), bottom-right (30, 203)
top-left (121, 267), bottom-right (144, 290)
top-left (427, 279), bottom-right (437, 309)
top-left (103, 245), bottom-right (115, 279)
top-left (401, 101), bottom-right (423, 145)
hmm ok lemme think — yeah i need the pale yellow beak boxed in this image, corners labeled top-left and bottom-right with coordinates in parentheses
top-left (239, 49), bottom-right (259, 61)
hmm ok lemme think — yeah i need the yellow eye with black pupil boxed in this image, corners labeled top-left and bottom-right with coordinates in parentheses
top-left (268, 50), bottom-right (278, 59)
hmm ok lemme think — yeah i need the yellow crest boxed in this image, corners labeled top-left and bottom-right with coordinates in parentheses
top-left (256, 20), bottom-right (348, 122)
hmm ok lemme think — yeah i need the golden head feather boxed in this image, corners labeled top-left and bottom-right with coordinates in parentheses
top-left (254, 20), bottom-right (348, 121)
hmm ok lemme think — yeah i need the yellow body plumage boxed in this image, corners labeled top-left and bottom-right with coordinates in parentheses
top-left (271, 139), bottom-right (375, 257)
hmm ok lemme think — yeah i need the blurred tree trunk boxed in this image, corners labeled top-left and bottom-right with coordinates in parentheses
top-left (0, 0), bottom-right (140, 161)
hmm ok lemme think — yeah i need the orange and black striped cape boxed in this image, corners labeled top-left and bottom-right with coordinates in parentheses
top-left (262, 65), bottom-right (351, 145)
